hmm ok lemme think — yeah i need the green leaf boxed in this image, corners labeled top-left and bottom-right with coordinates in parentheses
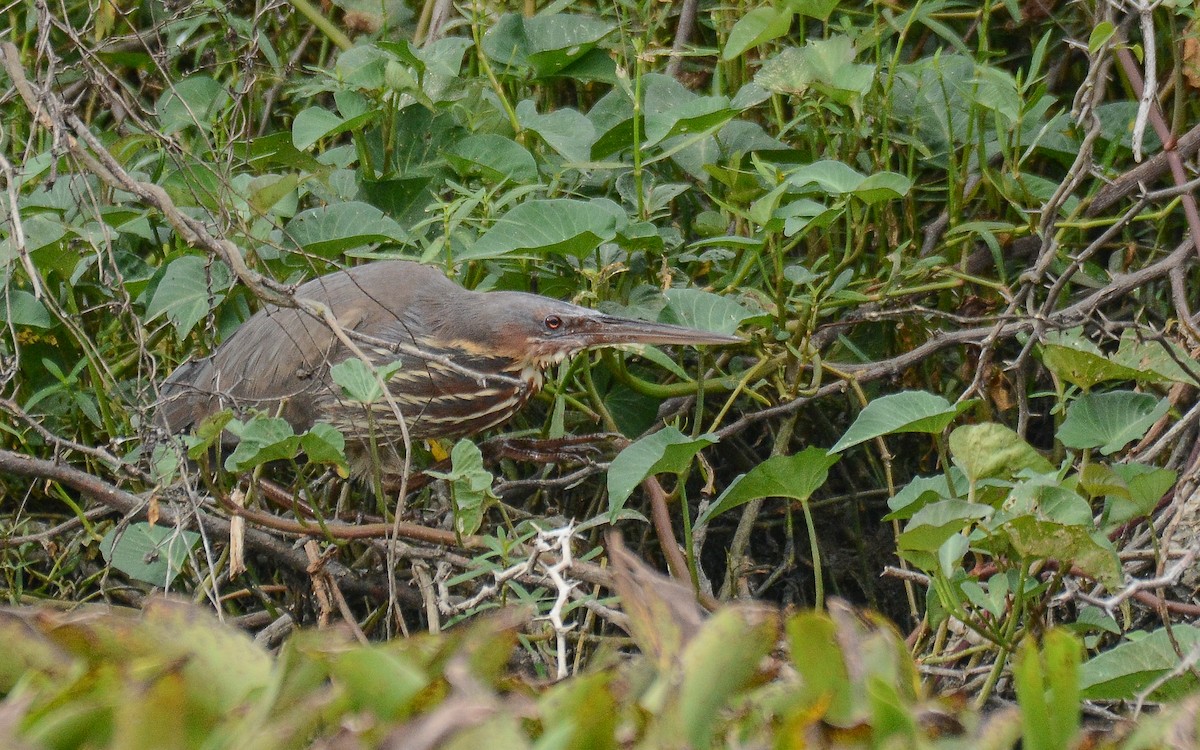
top-left (482, 13), bottom-right (615, 78)
top-left (0, 289), bottom-right (53, 328)
top-left (425, 440), bottom-right (497, 536)
top-left (330, 357), bottom-right (405, 404)
top-left (830, 391), bottom-right (967, 453)
top-left (524, 14), bottom-right (616, 77)
top-left (660, 288), bottom-right (754, 336)
top-left (948, 423), bottom-right (1054, 483)
top-left (282, 201), bottom-right (410, 257)
top-left (300, 423), bottom-right (350, 477)
top-left (146, 255), bottom-right (232, 339)
top-left (1103, 462), bottom-right (1175, 527)
top-left (1078, 462), bottom-right (1129, 500)
top-left (516, 100), bottom-right (595, 163)
top-left (465, 198), bottom-right (622, 260)
top-left (101, 523), bottom-right (200, 586)
top-left (1015, 629), bottom-right (1082, 750)
top-left (677, 607), bottom-right (778, 747)
top-left (156, 76), bottom-right (230, 134)
top-left (723, 7), bottom-right (793, 60)
top-left (785, 160), bottom-right (912, 202)
top-left (141, 598), bottom-right (274, 715)
top-left (245, 173), bottom-right (299, 216)
top-left (1111, 332), bottom-right (1197, 385)
top-left (291, 107), bottom-right (347, 151)
top-left (884, 473), bottom-right (966, 520)
top-left (184, 411), bottom-right (234, 460)
top-left (1039, 330), bottom-right (1145, 389)
top-left (223, 417), bottom-right (301, 472)
top-left (607, 428), bottom-right (718, 517)
top-left (643, 95), bottom-right (735, 148)
top-left (328, 647), bottom-right (429, 719)
top-left (697, 448), bottom-right (837, 526)
top-left (897, 499), bottom-right (992, 553)
top-left (782, 0), bottom-right (839, 20)
top-left (755, 36), bottom-right (875, 100)
top-left (444, 134), bottom-right (538, 183)
top-left (852, 171), bottom-right (915, 204)
top-left (1080, 625), bottom-right (1200, 701)
top-left (480, 13), bottom-right (530, 71)
top-left (1088, 21), bottom-right (1116, 55)
top-left (786, 611), bottom-right (855, 723)
top-left (1057, 391), bottom-right (1170, 455)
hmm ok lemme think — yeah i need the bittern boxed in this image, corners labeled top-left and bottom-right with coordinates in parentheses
top-left (158, 260), bottom-right (740, 476)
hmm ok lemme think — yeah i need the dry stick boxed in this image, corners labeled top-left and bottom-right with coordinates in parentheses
top-left (666, 0), bottom-right (700, 79)
top-left (303, 540), bottom-right (337, 628)
top-left (1114, 46), bottom-right (1200, 252)
top-left (222, 492), bottom-right (622, 591)
top-left (642, 476), bottom-right (689, 582)
top-left (1088, 121), bottom-right (1200, 216)
top-left (720, 412), bottom-right (797, 602)
top-left (0, 447), bottom-right (409, 602)
top-left (0, 507), bottom-right (115, 547)
top-left (222, 494), bottom-right (485, 547)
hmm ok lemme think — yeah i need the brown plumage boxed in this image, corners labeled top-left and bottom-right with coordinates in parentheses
top-left (157, 260), bottom-right (740, 475)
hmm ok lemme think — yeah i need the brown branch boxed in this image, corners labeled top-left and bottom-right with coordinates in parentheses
top-left (0, 448), bottom-right (411, 603)
top-left (1113, 46), bottom-right (1200, 255)
top-left (1087, 121), bottom-right (1200, 216)
top-left (666, 0), bottom-right (700, 80)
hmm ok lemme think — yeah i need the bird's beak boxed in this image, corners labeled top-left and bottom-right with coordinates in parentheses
top-left (576, 313), bottom-right (743, 348)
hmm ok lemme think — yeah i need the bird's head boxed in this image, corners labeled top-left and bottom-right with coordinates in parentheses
top-left (428, 291), bottom-right (742, 372)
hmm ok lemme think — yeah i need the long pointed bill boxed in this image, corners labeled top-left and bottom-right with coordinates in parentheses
top-left (576, 313), bottom-right (743, 348)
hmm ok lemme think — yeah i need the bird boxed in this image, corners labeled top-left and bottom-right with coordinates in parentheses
top-left (157, 260), bottom-right (741, 477)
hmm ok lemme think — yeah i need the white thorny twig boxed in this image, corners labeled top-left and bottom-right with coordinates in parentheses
top-left (435, 523), bottom-right (581, 679)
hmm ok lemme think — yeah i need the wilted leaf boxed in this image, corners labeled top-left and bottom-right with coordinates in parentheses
top-left (948, 423), bottom-right (1054, 483)
top-left (995, 516), bottom-right (1122, 590)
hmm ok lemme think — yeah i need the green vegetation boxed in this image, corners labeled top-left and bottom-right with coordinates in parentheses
top-left (3, 0), bottom-right (1200, 745)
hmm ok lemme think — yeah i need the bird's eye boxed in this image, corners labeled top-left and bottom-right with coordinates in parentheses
top-left (544, 315), bottom-right (563, 330)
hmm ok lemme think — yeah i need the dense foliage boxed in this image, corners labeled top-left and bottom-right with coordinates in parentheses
top-left (3, 0), bottom-right (1200, 745)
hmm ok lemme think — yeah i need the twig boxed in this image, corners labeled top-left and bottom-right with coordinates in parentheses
top-left (666, 0), bottom-right (700, 79)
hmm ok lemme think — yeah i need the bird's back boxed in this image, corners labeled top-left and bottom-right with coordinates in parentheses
top-left (156, 260), bottom-right (454, 436)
